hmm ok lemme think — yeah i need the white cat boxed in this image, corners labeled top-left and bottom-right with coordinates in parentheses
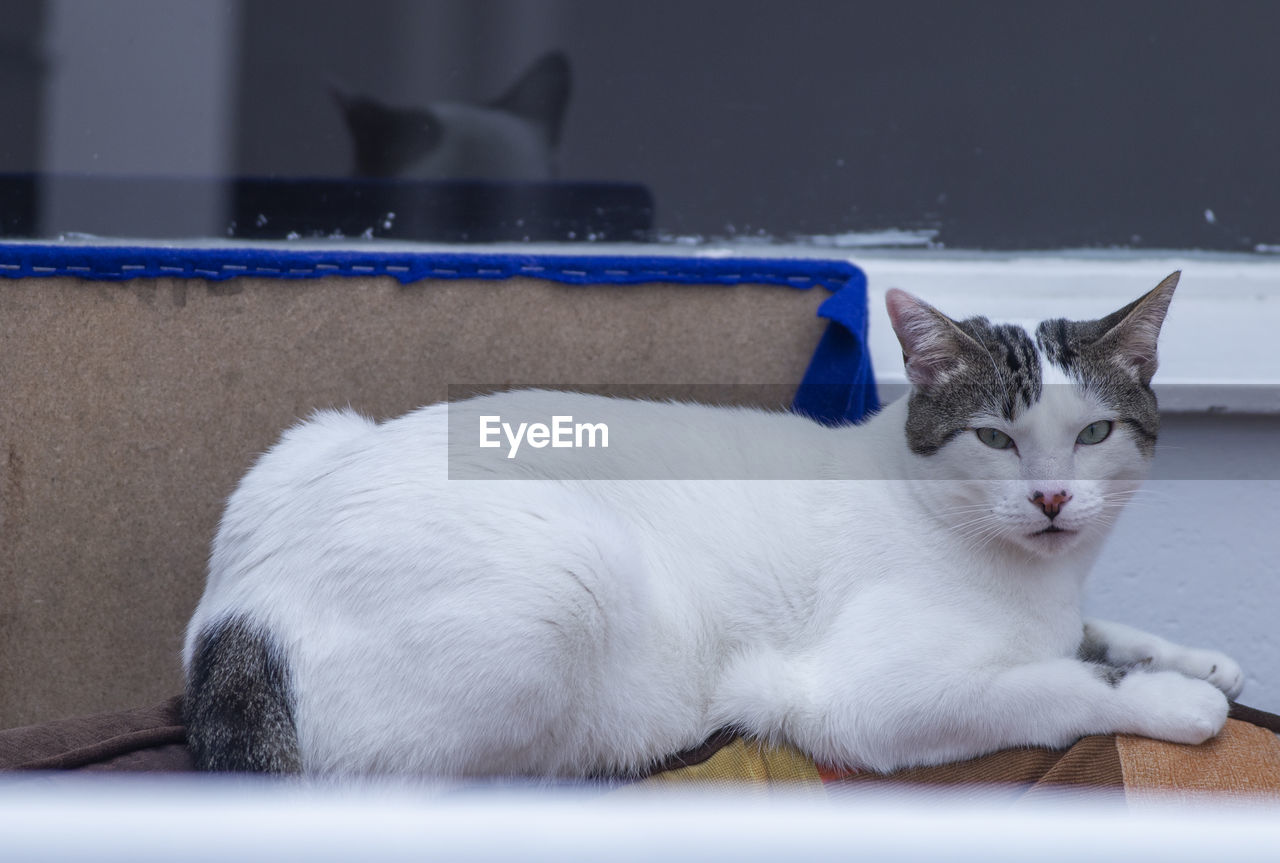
top-left (182, 271), bottom-right (1242, 777)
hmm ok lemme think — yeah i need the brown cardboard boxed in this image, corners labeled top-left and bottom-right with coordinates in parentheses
top-left (0, 274), bottom-right (828, 727)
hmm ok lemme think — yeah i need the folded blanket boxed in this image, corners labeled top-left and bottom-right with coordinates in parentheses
top-left (0, 696), bottom-right (190, 772)
top-left (633, 711), bottom-right (1280, 803)
top-left (2, 696), bottom-right (1277, 802)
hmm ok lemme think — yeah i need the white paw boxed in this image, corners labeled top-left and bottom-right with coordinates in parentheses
top-left (1167, 647), bottom-right (1245, 699)
top-left (1121, 670), bottom-right (1229, 745)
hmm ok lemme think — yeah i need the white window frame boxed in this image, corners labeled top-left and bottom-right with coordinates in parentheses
top-left (847, 253), bottom-right (1280, 414)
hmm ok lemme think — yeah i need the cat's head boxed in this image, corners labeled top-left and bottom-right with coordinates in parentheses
top-left (886, 272), bottom-right (1179, 558)
top-left (332, 51), bottom-right (571, 180)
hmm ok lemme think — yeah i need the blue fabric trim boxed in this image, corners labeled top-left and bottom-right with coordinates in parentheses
top-left (791, 283), bottom-right (882, 425)
top-left (0, 242), bottom-right (878, 425)
top-left (0, 243), bottom-right (861, 292)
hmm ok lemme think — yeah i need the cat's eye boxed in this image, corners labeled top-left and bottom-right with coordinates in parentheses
top-left (974, 427), bottom-right (1015, 450)
top-left (1076, 421), bottom-right (1113, 446)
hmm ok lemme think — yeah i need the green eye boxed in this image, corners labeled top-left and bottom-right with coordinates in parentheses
top-left (975, 427), bottom-right (1015, 450)
top-left (1077, 420), bottom-right (1113, 445)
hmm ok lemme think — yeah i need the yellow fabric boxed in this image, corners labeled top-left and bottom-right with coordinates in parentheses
top-left (622, 721), bottom-right (1280, 803)
top-left (1118, 719), bottom-right (1280, 804)
top-left (621, 738), bottom-right (825, 797)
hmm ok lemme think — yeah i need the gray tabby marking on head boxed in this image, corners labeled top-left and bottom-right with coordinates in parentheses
top-left (886, 290), bottom-right (1044, 456)
top-left (886, 273), bottom-right (1180, 458)
top-left (1035, 271), bottom-right (1180, 457)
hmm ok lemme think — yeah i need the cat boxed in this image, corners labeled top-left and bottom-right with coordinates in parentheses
top-left (182, 271), bottom-right (1243, 778)
top-left (332, 51), bottom-right (570, 181)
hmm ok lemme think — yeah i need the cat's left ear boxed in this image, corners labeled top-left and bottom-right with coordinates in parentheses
top-left (1095, 271), bottom-right (1180, 385)
top-left (885, 288), bottom-right (982, 390)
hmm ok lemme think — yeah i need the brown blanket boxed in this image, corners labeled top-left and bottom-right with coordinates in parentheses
top-left (2, 697), bottom-right (1277, 801)
top-left (0, 696), bottom-right (191, 772)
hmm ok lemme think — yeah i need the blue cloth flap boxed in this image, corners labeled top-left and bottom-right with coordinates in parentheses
top-left (791, 279), bottom-right (881, 425)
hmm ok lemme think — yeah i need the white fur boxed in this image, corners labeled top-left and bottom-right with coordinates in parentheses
top-left (184, 370), bottom-right (1238, 778)
top-left (398, 102), bottom-right (555, 181)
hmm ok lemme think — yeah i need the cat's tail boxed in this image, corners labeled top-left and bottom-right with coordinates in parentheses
top-left (184, 615), bottom-right (302, 774)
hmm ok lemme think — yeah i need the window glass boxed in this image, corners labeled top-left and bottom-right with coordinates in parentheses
top-left (3, 0), bottom-right (1277, 251)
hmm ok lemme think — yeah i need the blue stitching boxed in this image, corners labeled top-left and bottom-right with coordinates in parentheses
top-left (0, 244), bottom-right (866, 294)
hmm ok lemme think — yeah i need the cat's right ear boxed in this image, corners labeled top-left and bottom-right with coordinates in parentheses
top-left (885, 289), bottom-right (974, 390)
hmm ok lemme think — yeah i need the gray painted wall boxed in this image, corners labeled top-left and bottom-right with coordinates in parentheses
top-left (1086, 414), bottom-right (1279, 713)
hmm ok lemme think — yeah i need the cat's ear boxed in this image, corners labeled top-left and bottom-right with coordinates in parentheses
top-left (490, 51), bottom-right (572, 146)
top-left (885, 289), bottom-right (979, 390)
top-left (1094, 271), bottom-right (1179, 385)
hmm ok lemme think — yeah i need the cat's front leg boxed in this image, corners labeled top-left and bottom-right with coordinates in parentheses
top-left (788, 655), bottom-right (1229, 773)
top-left (1080, 618), bottom-right (1244, 699)
top-left (955, 658), bottom-right (1229, 757)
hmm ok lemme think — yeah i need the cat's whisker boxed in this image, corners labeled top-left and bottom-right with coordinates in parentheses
top-left (948, 512), bottom-right (1006, 527)
top-left (1113, 490), bottom-right (1169, 500)
top-left (936, 503), bottom-right (1007, 515)
top-left (948, 517), bottom-right (1005, 535)
top-left (965, 527), bottom-right (1012, 558)
top-left (950, 519), bottom-right (1012, 554)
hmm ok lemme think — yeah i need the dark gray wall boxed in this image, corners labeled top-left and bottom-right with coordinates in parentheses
top-left (0, 1), bottom-right (44, 231)
top-left (0, 1), bottom-right (44, 172)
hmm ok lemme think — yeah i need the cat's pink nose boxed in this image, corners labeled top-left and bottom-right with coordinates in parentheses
top-left (1030, 490), bottom-right (1071, 519)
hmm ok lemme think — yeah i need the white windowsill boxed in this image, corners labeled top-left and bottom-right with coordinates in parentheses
top-left (848, 253), bottom-right (1280, 414)
top-left (526, 243), bottom-right (1280, 414)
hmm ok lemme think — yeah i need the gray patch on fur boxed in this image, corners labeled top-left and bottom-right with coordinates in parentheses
top-left (1034, 302), bottom-right (1160, 457)
top-left (1089, 663), bottom-right (1130, 687)
top-left (1076, 629), bottom-right (1111, 666)
top-left (185, 615), bottom-right (302, 774)
top-left (905, 317), bottom-right (1043, 456)
top-left (1076, 629), bottom-right (1144, 688)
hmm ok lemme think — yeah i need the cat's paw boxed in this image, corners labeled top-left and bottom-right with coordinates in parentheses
top-left (1166, 648), bottom-right (1244, 699)
top-left (1120, 670), bottom-right (1229, 745)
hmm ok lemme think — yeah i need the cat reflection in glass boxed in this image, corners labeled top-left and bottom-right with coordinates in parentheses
top-left (332, 51), bottom-right (570, 181)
